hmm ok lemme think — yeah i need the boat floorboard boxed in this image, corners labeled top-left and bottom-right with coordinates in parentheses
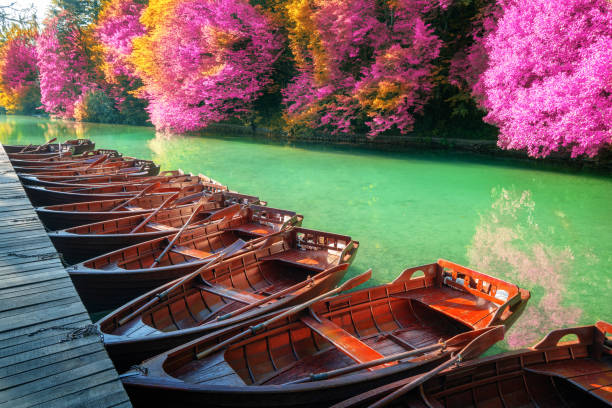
top-left (0, 143), bottom-right (132, 408)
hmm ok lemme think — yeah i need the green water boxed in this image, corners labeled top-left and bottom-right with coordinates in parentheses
top-left (2, 115), bottom-right (610, 351)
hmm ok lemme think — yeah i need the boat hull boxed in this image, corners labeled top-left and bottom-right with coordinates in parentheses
top-left (36, 208), bottom-right (154, 230)
top-left (122, 357), bottom-right (445, 408)
top-left (25, 185), bottom-right (137, 206)
top-left (69, 262), bottom-right (203, 313)
top-left (49, 231), bottom-right (174, 265)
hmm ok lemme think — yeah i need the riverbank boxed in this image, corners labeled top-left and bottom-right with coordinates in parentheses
top-left (199, 122), bottom-right (612, 172)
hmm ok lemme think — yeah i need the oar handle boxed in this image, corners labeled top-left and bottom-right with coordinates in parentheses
top-left (130, 191), bottom-right (181, 233)
top-left (19, 144), bottom-right (33, 153)
top-left (216, 263), bottom-right (338, 321)
top-left (84, 154), bottom-right (108, 170)
top-left (109, 182), bottom-right (161, 212)
top-left (195, 267), bottom-right (369, 360)
top-left (367, 355), bottom-right (459, 408)
top-left (367, 325), bottom-right (505, 408)
top-left (288, 343), bottom-right (445, 385)
top-left (33, 137), bottom-right (57, 152)
top-left (149, 199), bottom-right (207, 268)
top-left (117, 239), bottom-right (247, 326)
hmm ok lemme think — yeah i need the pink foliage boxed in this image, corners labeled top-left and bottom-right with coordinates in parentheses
top-left (36, 13), bottom-right (96, 119)
top-left (95, 0), bottom-right (146, 82)
top-left (283, 0), bottom-right (443, 137)
top-left (482, 0), bottom-right (612, 158)
top-left (137, 0), bottom-right (282, 133)
top-left (468, 188), bottom-right (581, 348)
top-left (0, 34), bottom-right (37, 92)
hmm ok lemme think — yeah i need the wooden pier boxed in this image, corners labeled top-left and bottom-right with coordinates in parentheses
top-left (0, 144), bottom-right (131, 407)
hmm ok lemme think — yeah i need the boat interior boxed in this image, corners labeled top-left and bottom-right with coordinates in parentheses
top-left (100, 229), bottom-right (353, 338)
top-left (415, 323), bottom-right (612, 408)
top-left (61, 202), bottom-right (223, 235)
top-left (83, 207), bottom-right (303, 271)
top-left (159, 260), bottom-right (525, 387)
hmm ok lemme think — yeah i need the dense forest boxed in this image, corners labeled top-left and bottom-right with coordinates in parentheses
top-left (0, 0), bottom-right (610, 158)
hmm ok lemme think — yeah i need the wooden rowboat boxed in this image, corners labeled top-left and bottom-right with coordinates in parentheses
top-left (50, 203), bottom-right (293, 264)
top-left (334, 321), bottom-right (612, 408)
top-left (68, 217), bottom-right (325, 313)
top-left (120, 260), bottom-right (527, 407)
top-left (36, 190), bottom-right (259, 230)
top-left (24, 175), bottom-right (225, 206)
top-left (8, 149), bottom-right (122, 168)
top-left (20, 169), bottom-right (182, 188)
top-left (15, 158), bottom-right (160, 177)
top-left (4, 138), bottom-right (95, 155)
top-left (97, 229), bottom-right (359, 371)
top-left (7, 151), bottom-right (72, 160)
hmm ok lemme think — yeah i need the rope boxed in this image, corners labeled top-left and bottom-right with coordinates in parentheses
top-left (119, 365), bottom-right (149, 378)
top-left (6, 252), bottom-right (59, 261)
top-left (27, 324), bottom-right (103, 342)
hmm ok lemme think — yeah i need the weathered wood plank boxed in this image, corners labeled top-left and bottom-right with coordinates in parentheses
top-left (0, 340), bottom-right (100, 379)
top-left (0, 286), bottom-right (76, 311)
top-left (0, 316), bottom-right (90, 351)
top-left (0, 143), bottom-right (130, 407)
top-left (0, 301), bottom-right (87, 332)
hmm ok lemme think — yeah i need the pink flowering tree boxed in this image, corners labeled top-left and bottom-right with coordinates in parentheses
top-left (94, 0), bottom-right (147, 119)
top-left (283, 0), bottom-right (444, 137)
top-left (36, 12), bottom-right (97, 119)
top-left (457, 0), bottom-right (611, 158)
top-left (132, 0), bottom-right (282, 133)
top-left (0, 26), bottom-right (40, 113)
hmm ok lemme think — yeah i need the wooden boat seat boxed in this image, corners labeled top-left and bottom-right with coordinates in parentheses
top-left (171, 246), bottom-right (213, 260)
top-left (392, 286), bottom-right (497, 329)
top-left (230, 223), bottom-right (275, 237)
top-left (525, 359), bottom-right (612, 403)
top-left (301, 315), bottom-right (393, 370)
top-left (261, 249), bottom-right (337, 272)
top-left (195, 283), bottom-right (266, 304)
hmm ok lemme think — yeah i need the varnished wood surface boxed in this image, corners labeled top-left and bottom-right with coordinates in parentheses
top-left (0, 144), bottom-right (132, 408)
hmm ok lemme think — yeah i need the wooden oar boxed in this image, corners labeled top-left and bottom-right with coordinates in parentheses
top-left (195, 269), bottom-right (372, 360)
top-left (148, 199), bottom-right (209, 268)
top-left (129, 191), bottom-right (182, 233)
top-left (109, 182), bottom-right (161, 212)
top-left (32, 137), bottom-right (57, 152)
top-left (130, 194), bottom-right (238, 234)
top-left (19, 144), bottom-right (33, 153)
top-left (287, 326), bottom-right (503, 386)
top-left (117, 238), bottom-right (249, 326)
top-left (367, 325), bottom-right (505, 408)
top-left (216, 263), bottom-right (350, 322)
top-left (85, 154), bottom-right (108, 170)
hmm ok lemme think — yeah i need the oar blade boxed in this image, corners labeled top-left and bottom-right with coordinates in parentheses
top-left (459, 325), bottom-right (504, 360)
top-left (339, 268), bottom-right (372, 292)
top-left (208, 203), bottom-right (242, 222)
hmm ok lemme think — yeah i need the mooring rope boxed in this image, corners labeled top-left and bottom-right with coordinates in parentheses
top-left (5, 251), bottom-right (59, 260)
top-left (27, 324), bottom-right (103, 342)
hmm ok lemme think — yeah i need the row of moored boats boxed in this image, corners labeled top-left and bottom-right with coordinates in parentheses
top-left (5, 138), bottom-right (611, 407)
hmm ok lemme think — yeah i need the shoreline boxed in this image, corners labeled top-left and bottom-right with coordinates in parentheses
top-left (198, 122), bottom-right (612, 172)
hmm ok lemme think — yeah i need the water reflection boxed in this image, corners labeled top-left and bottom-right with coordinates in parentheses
top-left (467, 187), bottom-right (582, 347)
top-left (37, 118), bottom-right (87, 141)
top-left (147, 132), bottom-right (186, 170)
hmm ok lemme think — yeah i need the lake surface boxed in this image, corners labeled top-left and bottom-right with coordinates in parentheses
top-left (2, 114), bottom-right (610, 351)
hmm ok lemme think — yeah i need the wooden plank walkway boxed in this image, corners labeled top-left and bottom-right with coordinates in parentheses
top-left (0, 144), bottom-right (132, 408)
